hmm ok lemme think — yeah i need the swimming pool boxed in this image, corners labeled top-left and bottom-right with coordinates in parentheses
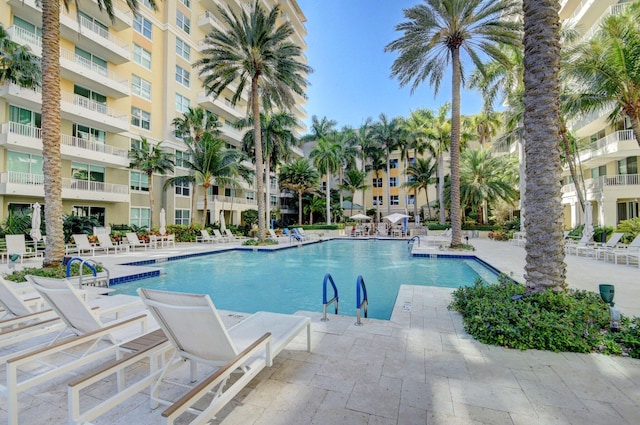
top-left (112, 240), bottom-right (499, 320)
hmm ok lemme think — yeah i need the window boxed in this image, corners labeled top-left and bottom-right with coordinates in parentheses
top-left (74, 85), bottom-right (107, 113)
top-left (372, 196), bottom-right (383, 206)
top-left (141, 0), bottom-right (153, 9)
top-left (617, 200), bottom-right (639, 223)
top-left (133, 44), bottom-right (152, 69)
top-left (591, 165), bottom-right (607, 179)
top-left (175, 151), bottom-right (190, 168)
top-left (246, 191), bottom-right (254, 200)
top-left (9, 106), bottom-right (41, 129)
top-left (409, 157), bottom-right (416, 166)
top-left (73, 124), bottom-right (106, 145)
top-left (176, 38), bottom-right (191, 61)
top-left (72, 162), bottom-right (105, 183)
top-left (72, 206), bottom-right (106, 226)
top-left (270, 195), bottom-right (277, 207)
top-left (131, 107), bottom-right (151, 130)
top-left (176, 93), bottom-right (190, 113)
top-left (390, 195), bottom-right (399, 206)
top-left (7, 151), bottom-right (43, 175)
top-left (225, 188), bottom-right (237, 197)
top-left (390, 158), bottom-right (399, 169)
top-left (175, 180), bottom-right (190, 196)
top-left (134, 14), bottom-right (152, 39)
top-left (130, 207), bottom-right (151, 228)
top-left (130, 171), bottom-right (149, 191)
top-left (408, 194), bottom-right (415, 205)
top-left (14, 16), bottom-right (42, 38)
top-left (207, 186), bottom-right (219, 196)
top-left (372, 177), bottom-right (382, 188)
top-left (78, 12), bottom-right (108, 36)
top-left (176, 11), bottom-right (190, 34)
top-left (389, 177), bottom-right (398, 187)
top-left (175, 65), bottom-right (190, 87)
top-left (618, 156), bottom-right (638, 175)
top-left (175, 209), bottom-right (190, 225)
top-left (131, 75), bottom-right (152, 100)
top-left (179, 0), bottom-right (191, 7)
top-left (75, 47), bottom-right (107, 75)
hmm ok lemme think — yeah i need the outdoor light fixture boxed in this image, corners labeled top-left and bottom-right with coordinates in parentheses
top-left (599, 284), bottom-right (620, 332)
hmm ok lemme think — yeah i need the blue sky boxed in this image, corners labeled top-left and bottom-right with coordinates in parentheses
top-left (296, 0), bottom-right (485, 130)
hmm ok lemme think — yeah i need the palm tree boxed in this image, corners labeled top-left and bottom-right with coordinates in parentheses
top-left (301, 115), bottom-right (337, 145)
top-left (304, 195), bottom-right (326, 225)
top-left (310, 137), bottom-right (341, 225)
top-left (522, 0), bottom-right (566, 293)
top-left (459, 148), bottom-right (518, 224)
top-left (164, 134), bottom-right (252, 227)
top-left (386, 0), bottom-right (521, 247)
top-left (196, 0), bottom-right (311, 242)
top-left (404, 157), bottom-right (437, 221)
top-left (0, 24), bottom-right (41, 87)
top-left (425, 104), bottom-right (452, 225)
top-left (279, 158), bottom-right (320, 225)
top-left (341, 168), bottom-right (369, 217)
top-left (38, 0), bottom-right (155, 267)
top-left (566, 3), bottom-right (640, 147)
top-left (129, 138), bottom-right (175, 229)
top-left (471, 112), bottom-right (501, 147)
top-left (366, 147), bottom-right (387, 223)
top-left (372, 113), bottom-right (402, 215)
top-left (238, 112), bottom-right (297, 226)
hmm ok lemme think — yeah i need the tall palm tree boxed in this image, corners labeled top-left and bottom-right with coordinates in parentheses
top-left (348, 118), bottom-right (374, 211)
top-left (172, 107), bottom-right (223, 223)
top-left (386, 0), bottom-right (521, 247)
top-left (366, 147), bottom-right (387, 223)
top-left (279, 158), bottom-right (320, 225)
top-left (311, 136), bottom-right (340, 224)
top-left (129, 138), bottom-right (175, 229)
top-left (372, 113), bottom-right (402, 215)
top-left (301, 115), bottom-right (337, 145)
top-left (0, 24), bottom-right (41, 87)
top-left (565, 3), bottom-right (640, 147)
top-left (471, 112), bottom-right (501, 147)
top-left (425, 104), bottom-right (452, 224)
top-left (39, 0), bottom-right (156, 266)
top-left (196, 0), bottom-right (311, 242)
top-left (459, 148), bottom-right (518, 224)
top-left (522, 0), bottom-right (566, 293)
top-left (340, 168), bottom-right (369, 217)
top-left (304, 195), bottom-right (326, 225)
top-left (404, 157), bottom-right (437, 221)
top-left (164, 134), bottom-right (252, 227)
top-left (238, 112), bottom-right (297, 226)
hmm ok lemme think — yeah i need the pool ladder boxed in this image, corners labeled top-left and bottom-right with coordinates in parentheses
top-left (321, 273), bottom-right (368, 326)
top-left (408, 235), bottom-right (421, 251)
top-left (65, 257), bottom-right (110, 288)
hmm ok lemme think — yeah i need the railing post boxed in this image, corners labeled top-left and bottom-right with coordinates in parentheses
top-left (322, 273), bottom-right (339, 322)
top-left (355, 275), bottom-right (368, 326)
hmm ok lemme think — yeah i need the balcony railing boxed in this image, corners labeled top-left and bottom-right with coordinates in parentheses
top-left (78, 15), bottom-right (128, 50)
top-left (59, 47), bottom-right (128, 85)
top-left (579, 130), bottom-right (636, 161)
top-left (2, 122), bottom-right (129, 158)
top-left (1, 171), bottom-right (45, 185)
top-left (563, 174), bottom-right (639, 194)
top-left (0, 171), bottom-right (128, 194)
top-left (61, 92), bottom-right (128, 122)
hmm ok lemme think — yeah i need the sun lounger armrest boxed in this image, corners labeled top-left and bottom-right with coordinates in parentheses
top-left (0, 308), bottom-right (55, 330)
top-left (161, 332), bottom-right (272, 423)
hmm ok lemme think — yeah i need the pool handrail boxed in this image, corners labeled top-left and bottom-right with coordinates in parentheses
top-left (321, 273), bottom-right (339, 322)
top-left (355, 275), bottom-right (368, 326)
top-left (408, 235), bottom-right (421, 249)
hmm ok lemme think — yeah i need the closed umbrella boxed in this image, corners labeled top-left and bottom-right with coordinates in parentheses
top-left (159, 208), bottom-right (167, 236)
top-left (30, 202), bottom-right (42, 242)
top-left (220, 211), bottom-right (226, 232)
top-left (583, 201), bottom-right (594, 241)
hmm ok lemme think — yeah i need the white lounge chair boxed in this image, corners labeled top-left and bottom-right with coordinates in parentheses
top-left (565, 233), bottom-right (594, 256)
top-left (5, 234), bottom-right (43, 264)
top-left (0, 277), bottom-right (53, 327)
top-left (96, 233), bottom-right (124, 254)
top-left (267, 228), bottom-right (284, 241)
top-left (606, 234), bottom-right (640, 265)
top-left (4, 276), bottom-right (151, 425)
top-left (225, 228), bottom-right (243, 242)
top-left (591, 232), bottom-right (625, 260)
top-left (126, 232), bottom-right (149, 251)
top-left (69, 233), bottom-right (101, 256)
top-left (68, 289), bottom-right (311, 425)
top-left (197, 229), bottom-right (217, 243)
top-left (213, 228), bottom-right (230, 243)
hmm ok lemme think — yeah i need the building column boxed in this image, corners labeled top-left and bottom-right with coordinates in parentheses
top-left (601, 197), bottom-right (618, 227)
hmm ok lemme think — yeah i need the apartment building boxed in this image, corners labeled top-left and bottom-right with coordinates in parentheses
top-left (560, 0), bottom-right (639, 228)
top-left (0, 0), bottom-right (308, 230)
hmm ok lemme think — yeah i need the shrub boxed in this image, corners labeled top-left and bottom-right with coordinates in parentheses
top-left (616, 218), bottom-right (640, 243)
top-left (448, 276), bottom-right (639, 356)
top-left (242, 238), bottom-right (277, 246)
top-left (488, 230), bottom-right (510, 241)
top-left (5, 264), bottom-right (104, 283)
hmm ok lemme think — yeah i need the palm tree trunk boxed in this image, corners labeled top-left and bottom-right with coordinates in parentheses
top-left (298, 191), bottom-right (303, 225)
top-left (325, 172), bottom-right (331, 225)
top-left (559, 121), bottom-right (585, 213)
top-left (424, 187), bottom-right (431, 220)
top-left (202, 189), bottom-right (208, 228)
top-left (251, 76), bottom-right (266, 241)
top-left (413, 187), bottom-right (418, 222)
top-left (41, 1), bottom-right (63, 267)
top-left (449, 48), bottom-right (463, 247)
top-left (190, 183), bottom-right (196, 225)
top-left (438, 153), bottom-right (445, 224)
top-left (265, 159), bottom-right (271, 229)
top-left (350, 191), bottom-right (355, 217)
top-left (522, 0), bottom-right (567, 293)
top-left (148, 171), bottom-right (155, 229)
top-left (386, 154), bottom-right (391, 215)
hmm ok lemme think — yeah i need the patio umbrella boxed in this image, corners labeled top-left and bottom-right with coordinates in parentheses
top-left (159, 208), bottom-right (167, 236)
top-left (29, 202), bottom-right (42, 242)
top-left (349, 213), bottom-right (370, 220)
top-left (583, 201), bottom-right (594, 241)
top-left (220, 211), bottom-right (226, 232)
top-left (383, 213), bottom-right (410, 224)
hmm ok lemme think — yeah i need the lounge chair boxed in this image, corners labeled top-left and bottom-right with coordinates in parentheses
top-left (0, 276), bottom-right (53, 327)
top-left (565, 233), bottom-right (594, 256)
top-left (591, 232), bottom-right (625, 260)
top-left (68, 289), bottom-right (311, 425)
top-left (284, 228), bottom-right (301, 242)
top-left (5, 234), bottom-right (43, 264)
top-left (4, 276), bottom-right (151, 425)
top-left (213, 228), bottom-right (230, 243)
top-left (197, 229), bottom-right (217, 243)
top-left (293, 228), bottom-right (308, 241)
top-left (605, 234), bottom-right (640, 265)
top-left (267, 228), bottom-right (284, 241)
top-left (96, 233), bottom-right (124, 254)
top-left (68, 233), bottom-right (102, 256)
top-left (225, 228), bottom-right (243, 242)
top-left (126, 232), bottom-right (150, 251)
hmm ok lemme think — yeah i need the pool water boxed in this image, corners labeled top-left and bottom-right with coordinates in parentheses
top-left (112, 240), bottom-right (498, 320)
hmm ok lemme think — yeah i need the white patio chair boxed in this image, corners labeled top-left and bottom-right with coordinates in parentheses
top-left (5, 234), bottom-right (43, 264)
top-left (197, 229), bottom-right (217, 243)
top-left (213, 229), bottom-right (230, 243)
top-left (96, 233), bottom-right (124, 254)
top-left (126, 232), bottom-right (149, 251)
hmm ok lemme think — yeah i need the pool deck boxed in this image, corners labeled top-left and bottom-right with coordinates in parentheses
top-left (1, 237), bottom-right (639, 424)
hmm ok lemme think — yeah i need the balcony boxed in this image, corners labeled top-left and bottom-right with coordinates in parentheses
top-left (0, 83), bottom-right (41, 112)
top-left (198, 11), bottom-right (224, 33)
top-left (197, 92), bottom-right (245, 121)
top-left (6, 0), bottom-right (132, 30)
top-left (61, 92), bottom-right (129, 133)
top-left (59, 48), bottom-right (129, 98)
top-left (0, 122), bottom-right (130, 167)
top-left (196, 195), bottom-right (257, 210)
top-left (576, 130), bottom-right (638, 166)
top-left (60, 12), bottom-right (130, 64)
top-left (0, 171), bottom-right (129, 203)
top-left (561, 174), bottom-right (639, 203)
top-left (582, 3), bottom-right (630, 41)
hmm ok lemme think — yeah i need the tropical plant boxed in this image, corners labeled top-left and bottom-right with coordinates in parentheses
top-left (38, 0), bottom-right (156, 266)
top-left (425, 104), bottom-right (452, 224)
top-left (340, 168), bottom-right (369, 218)
top-left (616, 218), bottom-right (640, 243)
top-left (196, 0), bottom-right (311, 242)
top-left (62, 214), bottom-right (100, 244)
top-left (0, 213), bottom-right (32, 237)
top-left (278, 158), bottom-right (320, 225)
top-left (129, 137), bottom-right (175, 229)
top-left (386, 0), bottom-right (522, 247)
top-left (310, 136), bottom-right (341, 225)
top-left (371, 113), bottom-right (402, 215)
top-left (0, 24), bottom-right (41, 87)
top-left (304, 195), bottom-right (326, 225)
top-left (521, 0), bottom-right (566, 293)
top-left (164, 134), bottom-right (252, 227)
top-left (404, 157), bottom-right (437, 220)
